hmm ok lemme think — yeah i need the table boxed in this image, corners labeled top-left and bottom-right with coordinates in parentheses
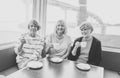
top-left (6, 58), bottom-right (104, 78)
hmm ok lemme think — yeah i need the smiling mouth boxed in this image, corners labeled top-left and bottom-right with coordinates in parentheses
top-left (82, 32), bottom-right (87, 35)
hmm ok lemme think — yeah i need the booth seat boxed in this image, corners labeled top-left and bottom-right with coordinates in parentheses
top-left (0, 33), bottom-right (120, 76)
top-left (0, 45), bottom-right (120, 74)
top-left (100, 47), bottom-right (120, 72)
top-left (0, 42), bottom-right (46, 76)
top-left (93, 34), bottom-right (120, 72)
top-left (0, 31), bottom-right (21, 76)
top-left (0, 42), bottom-right (18, 76)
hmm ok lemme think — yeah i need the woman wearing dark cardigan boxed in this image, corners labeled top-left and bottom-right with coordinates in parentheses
top-left (68, 22), bottom-right (102, 66)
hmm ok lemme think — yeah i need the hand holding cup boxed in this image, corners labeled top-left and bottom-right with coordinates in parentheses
top-left (20, 38), bottom-right (26, 44)
top-left (75, 41), bottom-right (81, 48)
top-left (72, 41), bottom-right (80, 55)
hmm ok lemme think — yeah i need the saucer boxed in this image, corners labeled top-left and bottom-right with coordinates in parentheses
top-left (76, 63), bottom-right (91, 71)
top-left (27, 61), bottom-right (43, 70)
top-left (49, 57), bottom-right (63, 64)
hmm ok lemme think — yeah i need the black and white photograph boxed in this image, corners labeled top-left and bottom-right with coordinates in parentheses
top-left (0, 0), bottom-right (119, 78)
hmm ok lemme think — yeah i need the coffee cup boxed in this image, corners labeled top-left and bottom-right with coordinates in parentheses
top-left (80, 42), bottom-right (87, 47)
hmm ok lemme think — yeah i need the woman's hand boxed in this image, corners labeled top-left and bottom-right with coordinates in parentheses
top-left (49, 48), bottom-right (56, 53)
top-left (17, 38), bottom-right (26, 53)
top-left (20, 38), bottom-right (26, 44)
top-left (75, 41), bottom-right (81, 48)
top-left (17, 48), bottom-right (23, 55)
top-left (72, 41), bottom-right (80, 56)
top-left (48, 48), bottom-right (56, 58)
top-left (30, 54), bottom-right (37, 60)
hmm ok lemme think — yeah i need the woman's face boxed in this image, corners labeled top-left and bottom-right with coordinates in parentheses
top-left (29, 24), bottom-right (38, 34)
top-left (56, 23), bottom-right (65, 36)
top-left (81, 29), bottom-right (92, 37)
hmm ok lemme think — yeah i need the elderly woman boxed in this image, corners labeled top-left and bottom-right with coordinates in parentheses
top-left (46, 20), bottom-right (72, 59)
top-left (68, 22), bottom-right (102, 66)
top-left (14, 20), bottom-right (45, 69)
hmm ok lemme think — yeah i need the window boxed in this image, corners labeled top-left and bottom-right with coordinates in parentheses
top-left (0, 0), bottom-right (33, 43)
top-left (88, 0), bottom-right (120, 35)
top-left (46, 0), bottom-right (79, 40)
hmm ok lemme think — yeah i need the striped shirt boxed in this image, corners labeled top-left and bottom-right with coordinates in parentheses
top-left (15, 33), bottom-right (45, 58)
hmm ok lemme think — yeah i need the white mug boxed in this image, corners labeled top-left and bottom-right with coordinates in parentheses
top-left (53, 43), bottom-right (59, 49)
top-left (80, 42), bottom-right (87, 47)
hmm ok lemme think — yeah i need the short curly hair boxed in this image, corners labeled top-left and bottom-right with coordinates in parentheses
top-left (79, 22), bottom-right (93, 33)
top-left (28, 20), bottom-right (41, 31)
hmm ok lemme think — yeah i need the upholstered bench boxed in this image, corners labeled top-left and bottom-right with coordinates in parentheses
top-left (93, 34), bottom-right (120, 72)
top-left (1, 33), bottom-right (120, 76)
top-left (0, 42), bottom-right (46, 76)
top-left (0, 43), bottom-right (18, 76)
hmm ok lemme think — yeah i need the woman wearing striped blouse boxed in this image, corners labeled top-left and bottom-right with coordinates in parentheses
top-left (14, 20), bottom-right (45, 69)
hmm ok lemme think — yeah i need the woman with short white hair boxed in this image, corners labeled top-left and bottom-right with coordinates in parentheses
top-left (68, 22), bottom-right (102, 66)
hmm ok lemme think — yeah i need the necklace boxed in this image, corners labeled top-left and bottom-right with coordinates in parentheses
top-left (56, 34), bottom-right (64, 40)
top-left (55, 34), bottom-right (64, 44)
